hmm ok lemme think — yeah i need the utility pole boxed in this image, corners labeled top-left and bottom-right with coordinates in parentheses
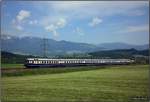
top-left (43, 37), bottom-right (48, 58)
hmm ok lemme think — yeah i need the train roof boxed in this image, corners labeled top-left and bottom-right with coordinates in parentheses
top-left (26, 58), bottom-right (133, 61)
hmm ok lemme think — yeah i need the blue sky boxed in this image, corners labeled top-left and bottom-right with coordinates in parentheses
top-left (1, 1), bottom-right (149, 45)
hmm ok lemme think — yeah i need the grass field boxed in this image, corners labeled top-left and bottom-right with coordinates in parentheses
top-left (1, 64), bottom-right (24, 69)
top-left (1, 65), bottom-right (149, 102)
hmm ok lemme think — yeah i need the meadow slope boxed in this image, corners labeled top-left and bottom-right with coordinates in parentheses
top-left (1, 65), bottom-right (149, 102)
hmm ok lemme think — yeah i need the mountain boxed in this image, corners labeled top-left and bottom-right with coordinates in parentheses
top-left (1, 51), bottom-right (35, 64)
top-left (97, 42), bottom-right (148, 50)
top-left (1, 35), bottom-right (101, 56)
top-left (89, 48), bottom-right (149, 59)
top-left (2, 49), bottom-right (149, 64)
top-left (1, 35), bottom-right (149, 56)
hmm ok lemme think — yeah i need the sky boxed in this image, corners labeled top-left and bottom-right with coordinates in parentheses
top-left (1, 1), bottom-right (149, 45)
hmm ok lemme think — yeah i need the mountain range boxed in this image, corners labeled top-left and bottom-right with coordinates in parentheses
top-left (1, 34), bottom-right (149, 56)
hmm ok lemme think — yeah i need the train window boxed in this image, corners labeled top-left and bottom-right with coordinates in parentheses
top-left (48, 61), bottom-right (50, 64)
top-left (29, 61), bottom-right (32, 63)
top-left (34, 61), bottom-right (38, 64)
top-left (37, 61), bottom-right (39, 64)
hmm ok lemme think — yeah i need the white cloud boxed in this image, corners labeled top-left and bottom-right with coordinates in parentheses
top-left (45, 18), bottom-right (67, 37)
top-left (126, 25), bottom-right (149, 33)
top-left (74, 27), bottom-right (84, 36)
top-left (46, 1), bottom-right (148, 19)
top-left (12, 10), bottom-right (31, 31)
top-left (52, 30), bottom-right (58, 37)
top-left (119, 25), bottom-right (149, 33)
top-left (15, 25), bottom-right (23, 31)
top-left (17, 10), bottom-right (30, 22)
top-left (45, 24), bottom-right (58, 37)
top-left (45, 24), bottom-right (57, 32)
top-left (29, 20), bottom-right (38, 25)
top-left (56, 18), bottom-right (66, 28)
top-left (89, 17), bottom-right (102, 27)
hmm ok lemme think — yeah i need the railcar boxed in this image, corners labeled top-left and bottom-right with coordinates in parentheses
top-left (24, 58), bottom-right (134, 68)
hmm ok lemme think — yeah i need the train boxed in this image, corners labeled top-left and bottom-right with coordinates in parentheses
top-left (24, 58), bottom-right (135, 68)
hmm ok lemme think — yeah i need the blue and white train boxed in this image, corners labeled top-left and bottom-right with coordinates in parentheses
top-left (24, 58), bottom-right (134, 68)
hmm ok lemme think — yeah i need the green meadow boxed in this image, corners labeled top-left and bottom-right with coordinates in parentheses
top-left (1, 64), bottom-right (24, 69)
top-left (1, 65), bottom-right (149, 102)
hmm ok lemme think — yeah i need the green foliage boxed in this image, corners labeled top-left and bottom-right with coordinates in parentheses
top-left (2, 66), bottom-right (105, 77)
top-left (1, 65), bottom-right (149, 102)
top-left (1, 64), bottom-right (24, 69)
top-left (2, 48), bottom-right (149, 64)
top-left (89, 48), bottom-right (149, 59)
top-left (1, 51), bottom-right (39, 64)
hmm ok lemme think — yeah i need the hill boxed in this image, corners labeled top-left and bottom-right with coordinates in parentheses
top-left (88, 48), bottom-right (149, 58)
top-left (1, 34), bottom-right (148, 56)
top-left (1, 35), bottom-right (101, 56)
top-left (1, 51), bottom-right (35, 64)
top-left (97, 42), bottom-right (148, 50)
top-left (2, 48), bottom-right (149, 64)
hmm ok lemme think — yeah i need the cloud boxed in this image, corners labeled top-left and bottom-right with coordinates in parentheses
top-left (15, 25), bottom-right (23, 31)
top-left (29, 20), bottom-right (38, 25)
top-left (119, 25), bottom-right (149, 34)
top-left (17, 10), bottom-right (30, 22)
top-left (89, 17), bottom-right (102, 27)
top-left (45, 24), bottom-right (56, 31)
top-left (56, 18), bottom-right (66, 28)
top-left (126, 25), bottom-right (149, 33)
top-left (74, 27), bottom-right (84, 36)
top-left (12, 10), bottom-right (31, 31)
top-left (46, 1), bottom-right (148, 19)
top-left (45, 18), bottom-right (67, 37)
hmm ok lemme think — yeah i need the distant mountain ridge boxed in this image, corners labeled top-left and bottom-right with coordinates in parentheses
top-left (97, 42), bottom-right (148, 50)
top-left (89, 48), bottom-right (149, 59)
top-left (1, 35), bottom-right (102, 56)
top-left (1, 34), bottom-right (149, 56)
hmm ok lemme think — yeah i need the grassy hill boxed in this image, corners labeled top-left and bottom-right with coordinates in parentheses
top-left (1, 49), bottom-right (149, 64)
top-left (89, 48), bottom-right (149, 58)
top-left (2, 65), bottom-right (149, 102)
top-left (1, 51), bottom-right (36, 64)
